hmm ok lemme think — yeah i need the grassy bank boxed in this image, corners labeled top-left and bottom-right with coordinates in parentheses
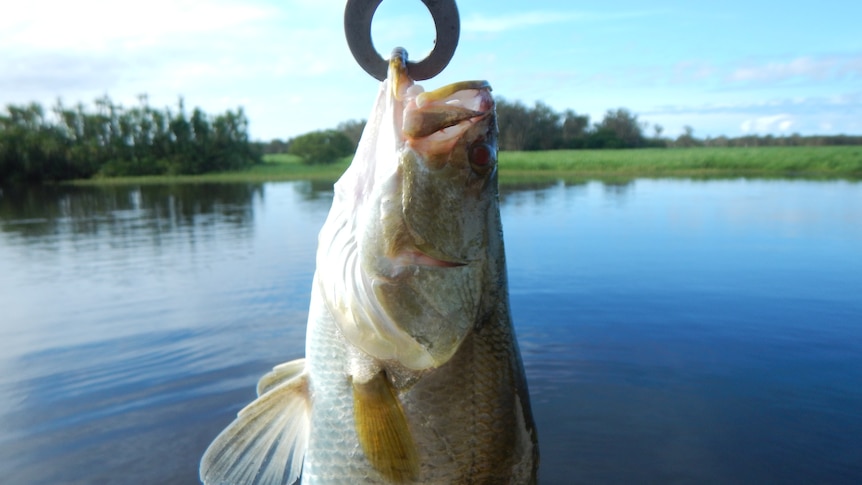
top-left (499, 146), bottom-right (862, 178)
top-left (68, 146), bottom-right (862, 185)
top-left (69, 153), bottom-right (351, 185)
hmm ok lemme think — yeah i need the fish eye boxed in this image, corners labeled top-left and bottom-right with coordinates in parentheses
top-left (468, 143), bottom-right (494, 174)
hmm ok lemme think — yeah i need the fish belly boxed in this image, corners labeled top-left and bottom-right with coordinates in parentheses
top-left (303, 289), bottom-right (372, 483)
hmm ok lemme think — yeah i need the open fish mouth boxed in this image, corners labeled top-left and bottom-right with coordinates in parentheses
top-left (392, 249), bottom-right (468, 268)
top-left (414, 80), bottom-right (492, 111)
top-left (403, 80), bottom-right (493, 143)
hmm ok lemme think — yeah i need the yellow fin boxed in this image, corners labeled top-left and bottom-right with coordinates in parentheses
top-left (353, 371), bottom-right (419, 483)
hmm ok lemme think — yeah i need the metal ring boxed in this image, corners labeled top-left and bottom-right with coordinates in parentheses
top-left (344, 0), bottom-right (460, 81)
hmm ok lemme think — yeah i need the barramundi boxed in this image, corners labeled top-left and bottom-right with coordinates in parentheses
top-left (200, 50), bottom-right (539, 484)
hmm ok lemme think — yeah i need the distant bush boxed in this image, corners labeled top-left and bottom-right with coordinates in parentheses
top-left (288, 129), bottom-right (354, 165)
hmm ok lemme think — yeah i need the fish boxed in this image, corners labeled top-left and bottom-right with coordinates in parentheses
top-left (200, 50), bottom-right (539, 484)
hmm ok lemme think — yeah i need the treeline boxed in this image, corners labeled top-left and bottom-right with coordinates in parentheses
top-left (258, 99), bottom-right (862, 154)
top-left (0, 96), bottom-right (260, 184)
top-left (256, 104), bottom-right (659, 161)
top-left (261, 99), bottom-right (862, 164)
top-left (495, 100), bottom-right (862, 150)
top-left (496, 100), bottom-right (658, 150)
top-left (674, 127), bottom-right (862, 148)
top-left (258, 102), bottom-right (662, 158)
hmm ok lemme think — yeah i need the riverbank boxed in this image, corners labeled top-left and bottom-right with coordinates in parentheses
top-left (500, 146), bottom-right (862, 178)
top-left (66, 146), bottom-right (862, 185)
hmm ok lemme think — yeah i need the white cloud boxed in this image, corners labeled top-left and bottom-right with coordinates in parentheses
top-left (645, 91), bottom-right (862, 117)
top-left (0, 0), bottom-right (366, 140)
top-left (0, 0), bottom-right (276, 52)
top-left (463, 12), bottom-right (580, 33)
top-left (636, 91), bottom-right (862, 137)
top-left (575, 53), bottom-right (862, 91)
top-left (671, 60), bottom-right (716, 84)
top-left (727, 54), bottom-right (862, 84)
top-left (462, 10), bottom-right (661, 34)
top-left (740, 114), bottom-right (795, 133)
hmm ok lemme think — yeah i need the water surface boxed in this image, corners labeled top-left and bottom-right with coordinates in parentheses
top-left (0, 179), bottom-right (860, 484)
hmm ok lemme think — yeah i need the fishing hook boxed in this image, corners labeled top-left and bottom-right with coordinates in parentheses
top-left (344, 0), bottom-right (460, 81)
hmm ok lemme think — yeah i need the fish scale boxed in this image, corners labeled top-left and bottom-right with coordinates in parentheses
top-left (305, 282), bottom-right (529, 483)
top-left (303, 284), bottom-right (378, 484)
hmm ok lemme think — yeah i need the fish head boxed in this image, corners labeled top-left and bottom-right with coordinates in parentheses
top-left (318, 57), bottom-right (503, 373)
top-left (398, 81), bottom-right (497, 264)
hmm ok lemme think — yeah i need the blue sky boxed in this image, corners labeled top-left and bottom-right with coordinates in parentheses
top-left (2, 0), bottom-right (860, 140)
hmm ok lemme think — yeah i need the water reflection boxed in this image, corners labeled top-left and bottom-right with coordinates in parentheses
top-left (601, 180), bottom-right (634, 206)
top-left (0, 183), bottom-right (262, 242)
top-left (291, 179), bottom-right (338, 201)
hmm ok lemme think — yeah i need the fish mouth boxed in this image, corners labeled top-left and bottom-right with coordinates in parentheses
top-left (392, 249), bottom-right (468, 268)
top-left (415, 80), bottom-right (492, 109)
top-left (402, 81), bottom-right (493, 141)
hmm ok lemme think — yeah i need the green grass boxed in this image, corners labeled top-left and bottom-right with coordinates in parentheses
top-left (69, 153), bottom-right (352, 185)
top-left (68, 146), bottom-right (862, 186)
top-left (499, 146), bottom-right (862, 179)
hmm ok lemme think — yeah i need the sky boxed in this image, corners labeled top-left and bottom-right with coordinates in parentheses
top-left (2, 0), bottom-right (860, 141)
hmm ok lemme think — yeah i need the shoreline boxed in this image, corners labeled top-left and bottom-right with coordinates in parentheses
top-left (64, 146), bottom-right (862, 186)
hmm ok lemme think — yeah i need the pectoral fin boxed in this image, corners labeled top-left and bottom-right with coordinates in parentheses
top-left (200, 358), bottom-right (310, 485)
top-left (257, 358), bottom-right (307, 396)
top-left (353, 371), bottom-right (419, 483)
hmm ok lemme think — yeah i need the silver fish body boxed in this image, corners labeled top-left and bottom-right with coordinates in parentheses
top-left (201, 55), bottom-right (538, 485)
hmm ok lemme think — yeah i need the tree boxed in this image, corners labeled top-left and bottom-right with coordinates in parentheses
top-left (675, 125), bottom-right (701, 147)
top-left (525, 101), bottom-right (562, 150)
top-left (288, 129), bottom-right (354, 165)
top-left (561, 110), bottom-right (590, 148)
top-left (495, 99), bottom-right (567, 151)
top-left (590, 108), bottom-right (645, 149)
top-left (337, 119), bottom-right (367, 150)
top-left (495, 99), bottom-right (532, 151)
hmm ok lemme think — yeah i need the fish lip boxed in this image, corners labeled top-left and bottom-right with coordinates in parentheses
top-left (414, 80), bottom-right (492, 108)
top-left (407, 81), bottom-right (493, 126)
top-left (402, 86), bottom-right (494, 152)
top-left (398, 78), bottom-right (495, 164)
top-left (393, 249), bottom-right (468, 268)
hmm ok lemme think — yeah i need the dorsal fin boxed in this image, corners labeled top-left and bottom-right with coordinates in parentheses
top-left (200, 358), bottom-right (310, 485)
top-left (353, 371), bottom-right (419, 483)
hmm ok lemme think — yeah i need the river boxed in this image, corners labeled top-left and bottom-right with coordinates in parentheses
top-left (0, 178), bottom-right (860, 484)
